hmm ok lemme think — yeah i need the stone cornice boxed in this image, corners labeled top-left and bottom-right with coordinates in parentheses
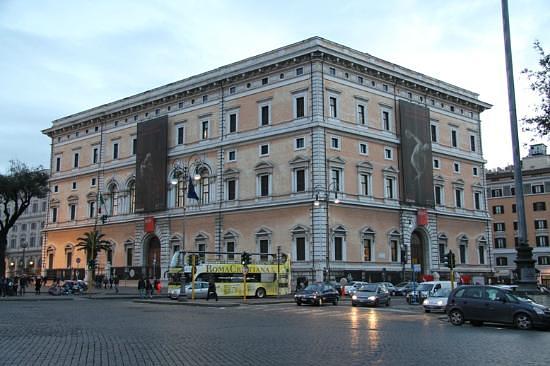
top-left (43, 36), bottom-right (491, 137)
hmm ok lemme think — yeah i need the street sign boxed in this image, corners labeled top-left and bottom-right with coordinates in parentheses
top-left (413, 264), bottom-right (421, 273)
top-left (76, 258), bottom-right (81, 264)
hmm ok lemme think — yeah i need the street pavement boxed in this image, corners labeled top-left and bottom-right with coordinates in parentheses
top-left (0, 293), bottom-right (548, 365)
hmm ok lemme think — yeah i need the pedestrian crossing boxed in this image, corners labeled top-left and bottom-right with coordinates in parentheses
top-left (227, 303), bottom-right (423, 317)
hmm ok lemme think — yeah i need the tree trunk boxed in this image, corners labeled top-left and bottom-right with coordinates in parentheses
top-left (0, 232), bottom-right (7, 277)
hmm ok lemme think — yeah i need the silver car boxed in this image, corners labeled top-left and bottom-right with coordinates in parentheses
top-left (351, 283), bottom-right (391, 307)
top-left (422, 287), bottom-right (452, 313)
top-left (185, 281), bottom-right (209, 299)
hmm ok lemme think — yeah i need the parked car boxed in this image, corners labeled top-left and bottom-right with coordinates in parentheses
top-left (380, 282), bottom-right (397, 295)
top-left (406, 281), bottom-right (453, 304)
top-left (422, 287), bottom-right (452, 313)
top-left (295, 283), bottom-right (339, 306)
top-left (343, 281), bottom-right (369, 295)
top-left (185, 281), bottom-right (209, 299)
top-left (446, 285), bottom-right (550, 330)
top-left (394, 282), bottom-right (419, 296)
top-left (351, 283), bottom-right (391, 307)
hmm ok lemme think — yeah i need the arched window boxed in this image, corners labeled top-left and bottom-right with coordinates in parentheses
top-left (108, 183), bottom-right (119, 216)
top-left (65, 245), bottom-right (73, 269)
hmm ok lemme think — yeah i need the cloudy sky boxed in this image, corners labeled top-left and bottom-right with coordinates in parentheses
top-left (0, 0), bottom-right (548, 172)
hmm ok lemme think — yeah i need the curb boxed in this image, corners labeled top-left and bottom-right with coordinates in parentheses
top-left (0, 297), bottom-right (74, 302)
top-left (133, 299), bottom-right (241, 307)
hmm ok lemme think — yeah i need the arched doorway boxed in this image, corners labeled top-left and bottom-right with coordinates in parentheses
top-left (410, 229), bottom-right (428, 279)
top-left (144, 235), bottom-right (161, 279)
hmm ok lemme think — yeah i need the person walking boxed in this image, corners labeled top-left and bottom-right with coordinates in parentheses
top-left (19, 276), bottom-right (26, 296)
top-left (109, 277), bottom-right (114, 289)
top-left (35, 276), bottom-right (42, 295)
top-left (0, 277), bottom-right (6, 297)
top-left (145, 278), bottom-right (153, 299)
top-left (138, 277), bottom-right (146, 298)
top-left (113, 276), bottom-right (119, 294)
top-left (206, 279), bottom-right (218, 301)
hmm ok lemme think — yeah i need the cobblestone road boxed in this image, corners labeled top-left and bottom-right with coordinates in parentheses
top-left (0, 298), bottom-right (548, 365)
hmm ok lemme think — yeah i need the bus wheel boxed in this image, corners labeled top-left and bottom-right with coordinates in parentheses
top-left (255, 288), bottom-right (266, 298)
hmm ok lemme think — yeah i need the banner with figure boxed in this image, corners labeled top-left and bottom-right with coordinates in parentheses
top-left (399, 100), bottom-right (434, 207)
top-left (135, 116), bottom-right (168, 212)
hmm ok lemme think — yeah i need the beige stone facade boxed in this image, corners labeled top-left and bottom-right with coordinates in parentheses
top-left (487, 144), bottom-right (550, 287)
top-left (42, 37), bottom-right (492, 286)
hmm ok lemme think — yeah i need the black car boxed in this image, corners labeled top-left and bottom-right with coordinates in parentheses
top-left (445, 285), bottom-right (550, 330)
top-left (295, 283), bottom-right (339, 306)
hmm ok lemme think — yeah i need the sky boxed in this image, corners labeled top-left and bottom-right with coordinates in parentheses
top-left (0, 0), bottom-right (549, 173)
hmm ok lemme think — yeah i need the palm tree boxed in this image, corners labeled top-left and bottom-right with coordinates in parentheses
top-left (76, 230), bottom-right (111, 283)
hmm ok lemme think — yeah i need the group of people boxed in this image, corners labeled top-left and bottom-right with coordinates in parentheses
top-left (94, 276), bottom-right (120, 293)
top-left (0, 275), bottom-right (45, 296)
top-left (137, 278), bottom-right (162, 299)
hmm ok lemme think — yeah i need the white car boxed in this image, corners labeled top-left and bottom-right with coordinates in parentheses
top-left (185, 281), bottom-right (209, 299)
top-left (422, 287), bottom-right (452, 313)
top-left (344, 281), bottom-right (369, 295)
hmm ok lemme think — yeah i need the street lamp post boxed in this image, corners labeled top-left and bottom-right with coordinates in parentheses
top-left (313, 182), bottom-right (340, 282)
top-left (20, 240), bottom-right (28, 276)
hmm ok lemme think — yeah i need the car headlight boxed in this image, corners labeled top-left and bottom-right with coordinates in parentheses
top-left (368, 296), bottom-right (377, 301)
top-left (352, 295), bottom-right (357, 300)
top-left (533, 307), bottom-right (545, 315)
top-left (422, 299), bottom-right (428, 305)
top-left (437, 300), bottom-right (444, 306)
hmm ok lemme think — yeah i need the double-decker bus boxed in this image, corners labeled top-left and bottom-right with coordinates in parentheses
top-left (167, 251), bottom-right (290, 299)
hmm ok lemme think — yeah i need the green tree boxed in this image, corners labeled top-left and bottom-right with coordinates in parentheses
top-left (0, 161), bottom-right (49, 276)
top-left (522, 41), bottom-right (550, 136)
top-left (75, 230), bottom-right (111, 280)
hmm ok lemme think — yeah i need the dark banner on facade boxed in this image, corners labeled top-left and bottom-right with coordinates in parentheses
top-left (399, 100), bottom-right (434, 207)
top-left (135, 116), bottom-right (168, 212)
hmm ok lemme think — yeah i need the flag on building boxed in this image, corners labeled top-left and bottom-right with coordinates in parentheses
top-left (187, 177), bottom-right (199, 200)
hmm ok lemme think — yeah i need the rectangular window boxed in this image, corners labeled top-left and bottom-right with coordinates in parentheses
top-left (334, 237), bottom-right (343, 261)
top-left (385, 177), bottom-right (395, 199)
top-left (474, 192), bottom-right (482, 210)
top-left (478, 246), bottom-right (485, 265)
top-left (493, 205), bottom-right (504, 214)
top-left (513, 221), bottom-right (518, 231)
top-left (132, 138), bottom-right (137, 155)
top-left (260, 144), bottom-right (269, 156)
top-left (295, 169), bottom-right (305, 193)
top-left (91, 178), bottom-right (96, 187)
top-left (459, 245), bottom-right (466, 264)
top-left (435, 186), bottom-right (443, 205)
top-left (532, 184), bottom-right (544, 194)
top-left (126, 248), bottom-right (133, 267)
top-left (259, 239), bottom-right (269, 262)
top-left (73, 153), bottom-right (79, 168)
top-left (295, 97), bottom-right (305, 118)
top-left (262, 78), bottom-right (268, 85)
top-left (229, 86), bottom-right (236, 95)
top-left (472, 167), bottom-right (479, 176)
top-left (494, 222), bottom-right (506, 231)
top-left (228, 150), bottom-right (236, 162)
top-left (226, 241), bottom-right (235, 260)
top-left (455, 189), bottom-right (463, 208)
top-left (363, 238), bottom-right (372, 261)
top-left (357, 104), bottom-right (366, 125)
top-left (259, 174), bottom-right (269, 197)
top-left (329, 97), bottom-right (337, 118)
top-left (113, 143), bottom-right (119, 159)
top-left (177, 126), bottom-right (184, 144)
top-left (296, 237), bottom-right (306, 261)
top-left (296, 67), bottom-right (303, 76)
top-left (89, 201), bottom-right (96, 218)
top-left (536, 236), bottom-right (549, 247)
top-left (534, 202), bottom-right (546, 211)
top-left (93, 147), bottom-right (99, 164)
top-left (261, 105), bottom-right (270, 126)
top-left (330, 136), bottom-right (340, 150)
top-left (491, 188), bottom-right (503, 197)
top-left (201, 121), bottom-right (209, 140)
top-left (69, 204), bottom-right (76, 221)
top-left (391, 240), bottom-right (398, 262)
top-left (229, 113), bottom-right (237, 133)
top-left (433, 159), bottom-right (440, 169)
top-left (451, 129), bottom-right (458, 148)
top-left (496, 257), bottom-right (508, 266)
top-left (331, 169), bottom-right (341, 191)
top-left (329, 67), bottom-right (336, 76)
top-left (538, 256), bottom-right (550, 265)
top-left (358, 76), bottom-right (364, 84)
top-left (227, 179), bottom-right (236, 201)
top-left (66, 251), bottom-right (72, 268)
top-left (470, 135), bottom-right (476, 152)
top-left (535, 220), bottom-right (548, 229)
top-left (494, 238), bottom-right (507, 249)
top-left (384, 147), bottom-right (393, 160)
top-left (439, 243), bottom-right (446, 263)
top-left (382, 110), bottom-right (390, 131)
top-left (360, 174), bottom-right (370, 196)
top-left (431, 124), bottom-right (438, 143)
top-left (202, 95), bottom-right (208, 103)
top-left (453, 162), bottom-right (460, 173)
top-left (359, 143), bottom-right (368, 155)
top-left (295, 137), bottom-right (305, 150)
top-left (51, 207), bottom-right (57, 223)
top-left (512, 204), bottom-right (517, 213)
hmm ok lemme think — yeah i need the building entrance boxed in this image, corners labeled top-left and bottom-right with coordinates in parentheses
top-left (144, 235), bottom-right (161, 279)
top-left (410, 230), bottom-right (428, 278)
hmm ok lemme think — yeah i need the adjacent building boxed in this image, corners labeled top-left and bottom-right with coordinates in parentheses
top-left (487, 143), bottom-right (550, 287)
top-left (3, 193), bottom-right (48, 277)
top-left (42, 37), bottom-right (493, 286)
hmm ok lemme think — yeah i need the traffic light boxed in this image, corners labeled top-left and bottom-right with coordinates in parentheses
top-left (241, 252), bottom-right (251, 266)
top-left (443, 252), bottom-right (450, 268)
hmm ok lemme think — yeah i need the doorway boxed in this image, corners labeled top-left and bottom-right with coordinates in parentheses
top-left (144, 235), bottom-right (161, 279)
top-left (410, 230), bottom-right (428, 278)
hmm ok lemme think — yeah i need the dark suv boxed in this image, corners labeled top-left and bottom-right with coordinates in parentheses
top-left (445, 285), bottom-right (550, 330)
